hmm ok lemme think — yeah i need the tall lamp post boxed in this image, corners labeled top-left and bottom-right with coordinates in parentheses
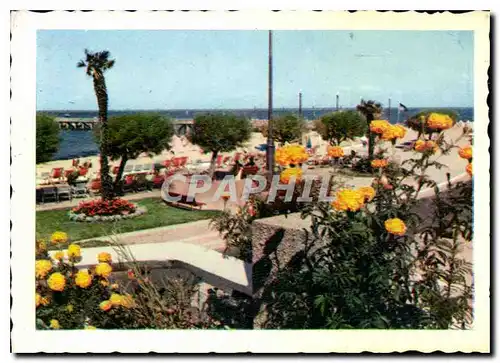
top-left (266, 30), bottom-right (275, 180)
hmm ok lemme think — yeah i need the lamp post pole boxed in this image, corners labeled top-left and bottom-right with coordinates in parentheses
top-left (266, 30), bottom-right (275, 180)
top-left (336, 92), bottom-right (339, 111)
top-left (298, 91), bottom-right (303, 118)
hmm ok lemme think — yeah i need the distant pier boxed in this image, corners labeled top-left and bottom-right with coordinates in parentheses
top-left (56, 117), bottom-right (195, 135)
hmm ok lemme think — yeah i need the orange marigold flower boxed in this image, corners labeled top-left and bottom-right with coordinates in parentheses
top-left (327, 145), bottom-right (344, 158)
top-left (97, 252), bottom-right (112, 263)
top-left (332, 189), bottom-right (365, 212)
top-left (67, 244), bottom-right (81, 259)
top-left (50, 231), bottom-right (68, 245)
top-left (95, 263), bottom-right (113, 278)
top-left (40, 296), bottom-right (51, 306)
top-left (75, 269), bottom-right (92, 289)
top-left (53, 251), bottom-right (65, 261)
top-left (414, 139), bottom-right (438, 153)
top-left (458, 145), bottom-right (473, 160)
top-left (466, 162), bottom-right (472, 177)
top-left (275, 144), bottom-right (308, 166)
top-left (385, 218), bottom-right (407, 236)
top-left (47, 272), bottom-right (66, 292)
top-left (371, 159), bottom-right (389, 169)
top-left (35, 260), bottom-right (53, 279)
top-left (99, 300), bottom-right (113, 312)
top-left (358, 186), bottom-right (376, 202)
top-left (370, 120), bottom-right (391, 135)
top-left (426, 113), bottom-right (454, 130)
top-left (36, 293), bottom-right (41, 308)
top-left (279, 167), bottom-right (303, 184)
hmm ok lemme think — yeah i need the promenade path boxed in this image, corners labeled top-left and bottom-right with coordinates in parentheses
top-left (76, 219), bottom-right (225, 252)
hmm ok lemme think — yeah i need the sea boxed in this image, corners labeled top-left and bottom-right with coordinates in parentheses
top-left (44, 107), bottom-right (474, 161)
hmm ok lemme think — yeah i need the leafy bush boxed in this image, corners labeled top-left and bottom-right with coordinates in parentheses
top-left (315, 110), bottom-right (367, 145)
top-left (260, 113), bottom-right (306, 144)
top-left (259, 126), bottom-right (473, 329)
top-left (36, 113), bottom-right (61, 164)
top-left (189, 113), bottom-right (252, 177)
top-left (97, 113), bottom-right (174, 192)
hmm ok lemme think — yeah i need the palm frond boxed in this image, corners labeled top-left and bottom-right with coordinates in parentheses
top-left (76, 60), bottom-right (86, 68)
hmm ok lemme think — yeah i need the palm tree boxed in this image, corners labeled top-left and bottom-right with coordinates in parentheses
top-left (77, 49), bottom-right (115, 200)
top-left (356, 99), bottom-right (383, 161)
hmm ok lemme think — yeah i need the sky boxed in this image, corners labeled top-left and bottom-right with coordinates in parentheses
top-left (36, 30), bottom-right (473, 110)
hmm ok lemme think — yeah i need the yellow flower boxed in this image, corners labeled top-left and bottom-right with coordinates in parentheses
top-left (100, 280), bottom-right (109, 287)
top-left (385, 218), bottom-right (407, 236)
top-left (75, 269), bottom-right (92, 289)
top-left (426, 113), bottom-right (453, 130)
top-left (369, 120), bottom-right (391, 135)
top-left (67, 244), bottom-right (81, 259)
top-left (275, 147), bottom-right (290, 166)
top-left (332, 189), bottom-right (365, 212)
top-left (35, 260), bottom-right (53, 279)
top-left (394, 124), bottom-right (407, 139)
top-left (85, 325), bottom-right (97, 330)
top-left (109, 293), bottom-right (124, 306)
top-left (99, 300), bottom-right (113, 311)
top-left (371, 159), bottom-right (389, 169)
top-left (110, 283), bottom-right (119, 290)
top-left (66, 304), bottom-right (74, 313)
top-left (40, 296), bottom-right (51, 306)
top-left (358, 186), bottom-right (376, 202)
top-left (414, 139), bottom-right (438, 153)
top-left (275, 144), bottom-right (308, 166)
top-left (466, 162), bottom-right (472, 177)
top-left (279, 167), bottom-right (303, 184)
top-left (97, 252), bottom-right (112, 263)
top-left (458, 145), bottom-right (472, 160)
top-left (47, 272), bottom-right (66, 292)
top-left (50, 231), bottom-right (68, 245)
top-left (53, 251), bottom-right (65, 261)
top-left (50, 319), bottom-right (60, 329)
top-left (95, 263), bottom-right (113, 278)
top-left (36, 293), bottom-right (41, 308)
top-left (327, 145), bottom-right (344, 158)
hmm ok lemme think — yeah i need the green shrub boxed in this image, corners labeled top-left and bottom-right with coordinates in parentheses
top-left (36, 113), bottom-right (61, 164)
top-left (189, 113), bottom-right (252, 177)
top-left (260, 113), bottom-right (306, 144)
top-left (316, 110), bottom-right (367, 146)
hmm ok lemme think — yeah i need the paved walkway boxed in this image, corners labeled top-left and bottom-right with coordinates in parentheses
top-left (77, 219), bottom-right (225, 252)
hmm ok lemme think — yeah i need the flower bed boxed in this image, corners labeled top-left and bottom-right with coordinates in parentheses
top-left (68, 198), bottom-right (147, 222)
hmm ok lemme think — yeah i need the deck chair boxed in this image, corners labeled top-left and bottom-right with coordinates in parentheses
top-left (88, 179), bottom-right (102, 197)
top-left (71, 181), bottom-right (88, 198)
top-left (122, 174), bottom-right (136, 194)
top-left (50, 167), bottom-right (64, 183)
top-left (56, 184), bottom-right (72, 202)
top-left (41, 187), bottom-right (57, 203)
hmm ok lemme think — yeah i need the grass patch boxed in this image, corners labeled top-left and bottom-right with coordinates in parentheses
top-left (37, 197), bottom-right (220, 245)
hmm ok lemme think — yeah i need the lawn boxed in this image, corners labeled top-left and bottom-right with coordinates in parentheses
top-left (36, 197), bottom-right (220, 245)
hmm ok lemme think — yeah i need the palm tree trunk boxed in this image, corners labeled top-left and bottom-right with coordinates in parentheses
top-left (113, 154), bottom-right (128, 195)
top-left (93, 75), bottom-right (114, 200)
top-left (367, 115), bottom-right (375, 161)
top-left (208, 150), bottom-right (219, 179)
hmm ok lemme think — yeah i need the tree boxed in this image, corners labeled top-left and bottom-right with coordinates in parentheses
top-left (36, 113), bottom-right (61, 164)
top-left (77, 49), bottom-right (115, 200)
top-left (356, 99), bottom-right (383, 160)
top-left (102, 113), bottom-right (174, 193)
top-left (260, 113), bottom-right (305, 144)
top-left (406, 109), bottom-right (458, 138)
top-left (316, 110), bottom-right (367, 146)
top-left (189, 113), bottom-right (251, 178)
